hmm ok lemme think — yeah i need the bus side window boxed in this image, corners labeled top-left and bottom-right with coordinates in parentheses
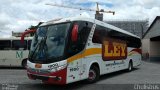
top-left (12, 40), bottom-right (27, 50)
top-left (78, 22), bottom-right (93, 49)
top-left (108, 30), bottom-right (141, 48)
top-left (92, 25), bottom-right (141, 48)
top-left (0, 40), bottom-right (11, 50)
top-left (67, 21), bottom-right (93, 57)
top-left (92, 25), bottom-right (108, 44)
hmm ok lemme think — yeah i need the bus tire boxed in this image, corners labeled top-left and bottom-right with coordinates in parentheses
top-left (22, 59), bottom-right (27, 68)
top-left (127, 61), bottom-right (133, 72)
top-left (87, 65), bottom-right (100, 83)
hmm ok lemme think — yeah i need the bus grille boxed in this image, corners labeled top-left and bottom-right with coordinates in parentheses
top-left (30, 74), bottom-right (49, 81)
top-left (29, 68), bottom-right (50, 74)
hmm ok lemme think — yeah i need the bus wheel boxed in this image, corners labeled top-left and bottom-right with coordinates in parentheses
top-left (87, 66), bottom-right (99, 83)
top-left (127, 61), bottom-right (133, 72)
top-left (22, 59), bottom-right (27, 68)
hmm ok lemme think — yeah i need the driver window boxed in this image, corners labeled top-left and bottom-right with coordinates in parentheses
top-left (67, 21), bottom-right (93, 57)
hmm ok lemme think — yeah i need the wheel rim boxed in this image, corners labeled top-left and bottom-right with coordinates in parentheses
top-left (88, 70), bottom-right (96, 80)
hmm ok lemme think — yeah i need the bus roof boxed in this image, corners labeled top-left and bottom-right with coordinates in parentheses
top-left (41, 17), bottom-right (140, 39)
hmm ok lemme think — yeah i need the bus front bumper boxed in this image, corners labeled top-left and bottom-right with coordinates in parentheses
top-left (27, 68), bottom-right (67, 85)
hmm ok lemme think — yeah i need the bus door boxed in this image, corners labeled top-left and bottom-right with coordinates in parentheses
top-left (79, 53), bottom-right (88, 80)
top-left (67, 53), bottom-right (82, 83)
top-left (67, 21), bottom-right (92, 83)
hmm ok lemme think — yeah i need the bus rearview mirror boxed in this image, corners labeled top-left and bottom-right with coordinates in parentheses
top-left (71, 24), bottom-right (78, 42)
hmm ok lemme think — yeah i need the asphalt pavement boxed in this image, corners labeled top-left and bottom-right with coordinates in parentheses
top-left (0, 61), bottom-right (160, 90)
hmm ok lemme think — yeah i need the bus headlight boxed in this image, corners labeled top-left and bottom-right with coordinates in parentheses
top-left (48, 64), bottom-right (67, 72)
top-left (57, 64), bottom-right (67, 71)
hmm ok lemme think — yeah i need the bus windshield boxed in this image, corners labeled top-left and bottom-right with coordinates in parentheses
top-left (29, 23), bottom-right (70, 63)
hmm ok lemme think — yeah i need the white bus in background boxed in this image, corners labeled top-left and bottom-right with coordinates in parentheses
top-left (0, 37), bottom-right (32, 68)
top-left (26, 17), bottom-right (141, 84)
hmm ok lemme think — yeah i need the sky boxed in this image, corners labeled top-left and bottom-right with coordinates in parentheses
top-left (0, 0), bottom-right (160, 37)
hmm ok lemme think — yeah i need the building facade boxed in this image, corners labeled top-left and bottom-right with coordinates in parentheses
top-left (142, 16), bottom-right (160, 61)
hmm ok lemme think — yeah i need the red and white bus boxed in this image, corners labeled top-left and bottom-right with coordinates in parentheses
top-left (26, 17), bottom-right (141, 84)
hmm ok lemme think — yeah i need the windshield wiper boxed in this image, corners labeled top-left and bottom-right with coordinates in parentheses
top-left (30, 28), bottom-right (49, 61)
top-left (30, 38), bottom-right (43, 61)
top-left (39, 36), bottom-right (48, 60)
